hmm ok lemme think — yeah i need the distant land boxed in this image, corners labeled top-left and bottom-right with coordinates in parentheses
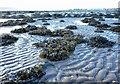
top-left (0, 8), bottom-right (119, 12)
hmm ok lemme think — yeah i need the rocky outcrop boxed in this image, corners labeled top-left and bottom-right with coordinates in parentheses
top-left (11, 25), bottom-right (38, 33)
top-left (40, 13), bottom-right (51, 17)
top-left (112, 23), bottom-right (120, 25)
top-left (65, 25), bottom-right (77, 29)
top-left (0, 18), bottom-right (35, 27)
top-left (0, 20), bottom-right (26, 27)
top-left (43, 23), bottom-right (50, 25)
top-left (0, 34), bottom-right (18, 46)
top-left (51, 29), bottom-right (73, 37)
top-left (109, 26), bottom-right (120, 32)
top-left (105, 14), bottom-right (114, 18)
top-left (29, 26), bottom-right (52, 36)
top-left (99, 18), bottom-right (105, 21)
top-left (91, 14), bottom-right (102, 18)
top-left (94, 30), bottom-right (104, 33)
top-left (29, 27), bottom-right (74, 37)
top-left (34, 34), bottom-right (86, 61)
top-left (81, 18), bottom-right (101, 26)
top-left (52, 14), bottom-right (63, 18)
top-left (16, 65), bottom-right (45, 81)
top-left (22, 17), bottom-right (35, 22)
top-left (96, 24), bottom-right (111, 30)
top-left (88, 20), bottom-right (101, 26)
top-left (87, 36), bottom-right (115, 48)
top-left (60, 20), bottom-right (65, 22)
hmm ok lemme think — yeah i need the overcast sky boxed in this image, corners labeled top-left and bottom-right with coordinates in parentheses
top-left (0, 0), bottom-right (119, 11)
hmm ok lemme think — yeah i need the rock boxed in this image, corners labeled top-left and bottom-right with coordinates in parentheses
top-left (88, 20), bottom-right (101, 26)
top-left (29, 28), bottom-right (74, 37)
top-left (81, 18), bottom-right (90, 23)
top-left (64, 13), bottom-right (72, 17)
top-left (0, 19), bottom-right (30, 27)
top-left (11, 15), bottom-right (26, 19)
top-left (26, 25), bottom-right (38, 31)
top-left (87, 36), bottom-right (115, 48)
top-left (65, 25), bottom-right (77, 29)
top-left (43, 23), bottom-right (50, 25)
top-left (38, 34), bottom-right (86, 61)
top-left (73, 14), bottom-right (80, 17)
top-left (40, 13), bottom-right (51, 17)
top-left (16, 65), bottom-right (45, 81)
top-left (94, 30), bottom-right (104, 33)
top-left (52, 14), bottom-right (63, 18)
top-left (29, 26), bottom-right (52, 36)
top-left (51, 29), bottom-right (73, 37)
top-left (60, 20), bottom-right (65, 22)
top-left (11, 25), bottom-right (38, 33)
top-left (17, 20), bottom-right (27, 25)
top-left (96, 24), bottom-right (111, 29)
top-left (32, 13), bottom-right (41, 18)
top-left (0, 34), bottom-right (18, 46)
top-left (105, 14), bottom-right (114, 18)
top-left (110, 26), bottom-right (120, 32)
top-left (99, 18), bottom-right (105, 21)
top-left (22, 17), bottom-right (35, 22)
top-left (112, 23), bottom-right (120, 25)
top-left (81, 18), bottom-right (101, 26)
top-left (11, 28), bottom-right (29, 33)
top-left (91, 14), bottom-right (101, 18)
top-left (42, 20), bottom-right (47, 22)
top-left (32, 42), bottom-right (46, 48)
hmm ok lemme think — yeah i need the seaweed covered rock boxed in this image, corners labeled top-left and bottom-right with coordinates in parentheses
top-left (0, 18), bottom-right (35, 27)
top-left (94, 30), bottom-right (104, 33)
top-left (0, 34), bottom-right (18, 46)
top-left (11, 25), bottom-right (38, 33)
top-left (81, 18), bottom-right (101, 26)
top-left (22, 17), bottom-right (35, 23)
top-left (110, 26), bottom-right (120, 32)
top-left (99, 17), bottom-right (105, 21)
top-left (65, 25), bottom-right (77, 29)
top-left (105, 14), bottom-right (114, 18)
top-left (37, 34), bottom-right (86, 61)
top-left (88, 20), bottom-right (101, 26)
top-left (81, 18), bottom-right (92, 23)
top-left (42, 20), bottom-right (47, 22)
top-left (112, 23), bottom-right (120, 25)
top-left (11, 28), bottom-right (29, 33)
top-left (0, 20), bottom-right (27, 27)
top-left (96, 24), bottom-right (111, 30)
top-left (26, 25), bottom-right (38, 31)
top-left (16, 65), bottom-right (45, 81)
top-left (52, 14), bottom-right (63, 18)
top-left (73, 14), bottom-right (81, 17)
top-left (91, 14), bottom-right (102, 18)
top-left (43, 23), bottom-right (50, 25)
top-left (51, 29), bottom-right (73, 37)
top-left (16, 20), bottom-right (27, 25)
top-left (29, 28), bottom-right (74, 37)
top-left (60, 20), bottom-right (65, 22)
top-left (88, 36), bottom-right (115, 48)
top-left (29, 26), bottom-right (52, 36)
top-left (40, 13), bottom-right (51, 17)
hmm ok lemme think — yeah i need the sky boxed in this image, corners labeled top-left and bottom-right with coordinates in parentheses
top-left (0, 0), bottom-right (119, 11)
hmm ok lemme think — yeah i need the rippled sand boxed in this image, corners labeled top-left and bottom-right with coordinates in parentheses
top-left (0, 17), bottom-right (119, 83)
